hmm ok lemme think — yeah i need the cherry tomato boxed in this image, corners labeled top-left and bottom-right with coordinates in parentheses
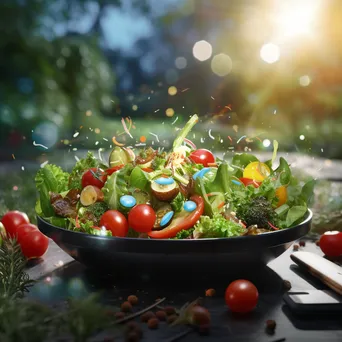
top-left (16, 223), bottom-right (39, 243)
top-left (99, 210), bottom-right (129, 237)
top-left (106, 165), bottom-right (124, 176)
top-left (19, 230), bottom-right (49, 259)
top-left (319, 231), bottom-right (342, 257)
top-left (275, 186), bottom-right (287, 207)
top-left (189, 149), bottom-right (215, 167)
top-left (225, 279), bottom-right (259, 313)
top-left (239, 178), bottom-right (261, 188)
top-left (243, 162), bottom-right (270, 182)
top-left (82, 168), bottom-right (107, 189)
top-left (128, 204), bottom-right (156, 233)
top-left (1, 211), bottom-right (30, 238)
top-left (189, 305), bottom-right (211, 326)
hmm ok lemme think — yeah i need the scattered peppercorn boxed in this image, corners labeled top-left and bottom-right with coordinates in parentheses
top-left (125, 331), bottom-right (140, 342)
top-left (127, 295), bottom-right (139, 305)
top-left (147, 317), bottom-right (159, 329)
top-left (114, 312), bottom-right (125, 320)
top-left (156, 310), bottom-right (167, 321)
top-left (266, 319), bottom-right (277, 333)
top-left (121, 301), bottom-right (132, 313)
top-left (167, 314), bottom-right (178, 324)
top-left (125, 322), bottom-right (143, 339)
top-left (198, 323), bottom-right (210, 335)
top-left (299, 240), bottom-right (306, 247)
top-left (126, 321), bottom-right (140, 332)
top-left (293, 244), bottom-right (299, 251)
top-left (315, 240), bottom-right (320, 246)
top-left (205, 288), bottom-right (216, 297)
top-left (141, 311), bottom-right (155, 322)
top-left (164, 306), bottom-right (176, 315)
top-left (282, 280), bottom-right (292, 291)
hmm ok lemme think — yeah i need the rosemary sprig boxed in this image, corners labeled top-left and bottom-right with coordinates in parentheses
top-left (0, 238), bottom-right (35, 299)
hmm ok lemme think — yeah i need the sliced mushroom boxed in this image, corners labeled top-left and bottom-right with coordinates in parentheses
top-left (151, 181), bottom-right (179, 202)
top-left (153, 204), bottom-right (173, 230)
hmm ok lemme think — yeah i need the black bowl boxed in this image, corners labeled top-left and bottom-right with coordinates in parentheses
top-left (37, 210), bottom-right (312, 277)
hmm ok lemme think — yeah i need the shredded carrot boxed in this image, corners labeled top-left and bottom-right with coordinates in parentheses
top-left (217, 202), bottom-right (225, 209)
top-left (268, 221), bottom-right (279, 230)
top-left (75, 216), bottom-right (80, 228)
top-left (112, 136), bottom-right (125, 146)
top-left (140, 136), bottom-right (147, 143)
top-left (207, 162), bottom-right (218, 167)
top-left (121, 117), bottom-right (133, 138)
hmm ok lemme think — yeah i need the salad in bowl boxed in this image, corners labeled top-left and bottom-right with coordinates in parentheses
top-left (35, 115), bottom-right (314, 240)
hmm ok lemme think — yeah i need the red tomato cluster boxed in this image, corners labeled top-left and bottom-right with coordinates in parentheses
top-left (1, 211), bottom-right (49, 259)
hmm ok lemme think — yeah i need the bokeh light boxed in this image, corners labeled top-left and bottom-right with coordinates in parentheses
top-left (132, 105), bottom-right (138, 111)
top-left (175, 57), bottom-right (187, 69)
top-left (32, 121), bottom-right (59, 149)
top-left (263, 139), bottom-right (271, 147)
top-left (274, 0), bottom-right (321, 38)
top-left (211, 53), bottom-right (233, 76)
top-left (299, 75), bottom-right (311, 87)
top-left (299, 134), bottom-right (305, 140)
top-left (165, 69), bottom-right (178, 84)
top-left (168, 86), bottom-right (177, 96)
top-left (192, 40), bottom-right (212, 61)
top-left (260, 43), bottom-right (280, 64)
top-left (165, 108), bottom-right (175, 117)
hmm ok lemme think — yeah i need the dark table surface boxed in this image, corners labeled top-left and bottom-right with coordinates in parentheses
top-left (25, 239), bottom-right (342, 342)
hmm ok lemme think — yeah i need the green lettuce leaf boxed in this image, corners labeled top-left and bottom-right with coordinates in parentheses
top-left (69, 152), bottom-right (99, 190)
top-left (193, 213), bottom-right (245, 238)
top-left (285, 205), bottom-right (308, 227)
top-left (130, 167), bottom-right (150, 192)
top-left (103, 165), bottom-right (131, 210)
top-left (171, 193), bottom-right (185, 213)
top-left (35, 164), bottom-right (70, 217)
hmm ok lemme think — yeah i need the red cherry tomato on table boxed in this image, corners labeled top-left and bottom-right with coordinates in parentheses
top-left (189, 149), bottom-right (215, 167)
top-left (82, 168), bottom-right (107, 189)
top-left (99, 210), bottom-right (129, 237)
top-left (239, 178), bottom-right (261, 188)
top-left (225, 279), bottom-right (259, 313)
top-left (128, 204), bottom-right (156, 233)
top-left (1, 211), bottom-right (30, 238)
top-left (106, 165), bottom-right (124, 176)
top-left (16, 223), bottom-right (39, 243)
top-left (19, 230), bottom-right (49, 259)
top-left (319, 231), bottom-right (342, 257)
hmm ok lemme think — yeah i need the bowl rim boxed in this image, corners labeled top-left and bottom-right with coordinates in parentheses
top-left (37, 209), bottom-right (312, 243)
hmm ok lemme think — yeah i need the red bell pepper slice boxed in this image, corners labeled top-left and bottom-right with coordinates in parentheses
top-left (106, 165), bottom-right (124, 176)
top-left (141, 167), bottom-right (154, 173)
top-left (239, 177), bottom-right (261, 188)
top-left (148, 195), bottom-right (204, 239)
